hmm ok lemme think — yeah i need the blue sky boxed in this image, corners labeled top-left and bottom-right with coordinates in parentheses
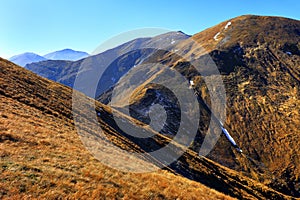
top-left (0, 0), bottom-right (299, 58)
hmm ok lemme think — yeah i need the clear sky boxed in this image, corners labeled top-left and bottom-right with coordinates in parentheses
top-left (0, 0), bottom-right (299, 58)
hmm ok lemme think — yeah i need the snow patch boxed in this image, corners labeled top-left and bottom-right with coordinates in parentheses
top-left (189, 80), bottom-right (194, 89)
top-left (171, 39), bottom-right (175, 44)
top-left (212, 21), bottom-right (232, 42)
top-left (224, 21), bottom-right (231, 29)
top-left (222, 127), bottom-right (237, 146)
top-left (286, 51), bottom-right (292, 55)
top-left (214, 32), bottom-right (220, 41)
top-left (189, 80), bottom-right (194, 86)
top-left (218, 120), bottom-right (224, 126)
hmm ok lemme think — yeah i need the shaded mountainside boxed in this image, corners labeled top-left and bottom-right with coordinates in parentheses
top-left (192, 15), bottom-right (300, 197)
top-left (98, 15), bottom-right (300, 197)
top-left (25, 31), bottom-right (190, 97)
top-left (0, 58), bottom-right (294, 199)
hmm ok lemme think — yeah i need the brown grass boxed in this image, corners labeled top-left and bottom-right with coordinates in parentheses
top-left (0, 58), bottom-right (234, 199)
top-left (0, 90), bottom-right (232, 200)
top-left (128, 15), bottom-right (300, 197)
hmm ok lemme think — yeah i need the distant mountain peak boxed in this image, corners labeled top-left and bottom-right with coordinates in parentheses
top-left (43, 49), bottom-right (89, 61)
top-left (9, 52), bottom-right (46, 67)
top-left (9, 49), bottom-right (90, 67)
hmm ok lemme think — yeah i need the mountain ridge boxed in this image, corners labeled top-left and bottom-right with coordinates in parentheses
top-left (8, 49), bottom-right (89, 67)
top-left (25, 31), bottom-right (190, 95)
top-left (2, 15), bottom-right (299, 198)
top-left (97, 15), bottom-right (300, 197)
top-left (43, 48), bottom-right (89, 61)
top-left (0, 57), bottom-right (293, 199)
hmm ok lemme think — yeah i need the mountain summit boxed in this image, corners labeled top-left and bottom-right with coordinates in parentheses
top-left (9, 52), bottom-right (47, 67)
top-left (98, 15), bottom-right (300, 197)
top-left (43, 48), bottom-right (89, 61)
top-left (8, 49), bottom-right (89, 67)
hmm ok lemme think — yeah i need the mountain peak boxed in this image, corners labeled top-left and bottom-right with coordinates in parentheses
top-left (61, 48), bottom-right (73, 51)
top-left (43, 49), bottom-right (89, 61)
top-left (9, 52), bottom-right (46, 67)
top-left (191, 15), bottom-right (300, 52)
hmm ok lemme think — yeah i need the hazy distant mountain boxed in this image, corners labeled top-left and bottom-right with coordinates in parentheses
top-left (9, 49), bottom-right (89, 67)
top-left (43, 49), bottom-right (89, 61)
top-left (9, 52), bottom-right (47, 67)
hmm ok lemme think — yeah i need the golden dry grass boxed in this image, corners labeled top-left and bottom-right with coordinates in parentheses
top-left (0, 102), bottom-right (233, 200)
top-left (0, 57), bottom-right (235, 199)
top-left (1, 47), bottom-right (297, 199)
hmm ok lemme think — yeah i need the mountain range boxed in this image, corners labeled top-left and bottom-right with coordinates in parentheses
top-left (0, 55), bottom-right (291, 200)
top-left (1, 15), bottom-right (299, 199)
top-left (8, 49), bottom-right (89, 66)
top-left (25, 31), bottom-right (190, 96)
top-left (1, 57), bottom-right (240, 199)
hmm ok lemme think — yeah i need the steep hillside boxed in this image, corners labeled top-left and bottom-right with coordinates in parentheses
top-left (0, 57), bottom-right (294, 199)
top-left (0, 58), bottom-right (235, 199)
top-left (98, 15), bottom-right (300, 197)
top-left (191, 15), bottom-right (300, 197)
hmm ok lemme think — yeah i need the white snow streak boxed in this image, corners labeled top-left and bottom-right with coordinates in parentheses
top-left (224, 21), bottom-right (232, 29)
top-left (214, 32), bottom-right (220, 41)
top-left (189, 80), bottom-right (194, 86)
top-left (221, 127), bottom-right (237, 146)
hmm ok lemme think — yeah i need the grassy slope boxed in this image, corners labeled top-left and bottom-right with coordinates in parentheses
top-left (128, 15), bottom-right (299, 197)
top-left (0, 57), bottom-right (235, 199)
top-left (0, 54), bottom-right (295, 199)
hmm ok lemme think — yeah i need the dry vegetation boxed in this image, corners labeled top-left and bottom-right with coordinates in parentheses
top-left (195, 16), bottom-right (300, 196)
top-left (0, 57), bottom-right (235, 199)
top-left (120, 15), bottom-right (300, 197)
top-left (1, 15), bottom-right (299, 200)
top-left (0, 54), bottom-right (294, 199)
top-left (0, 98), bottom-right (233, 200)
